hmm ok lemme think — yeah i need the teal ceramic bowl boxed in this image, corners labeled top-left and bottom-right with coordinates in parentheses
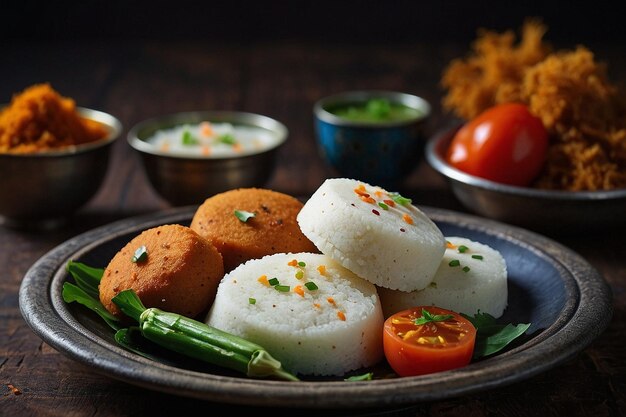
top-left (313, 91), bottom-right (430, 188)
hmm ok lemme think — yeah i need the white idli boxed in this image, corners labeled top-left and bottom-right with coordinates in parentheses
top-left (378, 236), bottom-right (508, 318)
top-left (296, 178), bottom-right (446, 291)
top-left (205, 252), bottom-right (384, 376)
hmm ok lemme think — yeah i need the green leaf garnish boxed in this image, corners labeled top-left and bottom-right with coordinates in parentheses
top-left (182, 130), bottom-right (199, 145)
top-left (413, 308), bottom-right (454, 326)
top-left (345, 372), bottom-right (373, 381)
top-left (304, 281), bottom-right (318, 291)
top-left (234, 210), bottom-right (256, 222)
top-left (62, 282), bottom-right (121, 330)
top-left (66, 260), bottom-right (104, 300)
top-left (462, 311), bottom-right (531, 358)
top-left (132, 245), bottom-right (148, 263)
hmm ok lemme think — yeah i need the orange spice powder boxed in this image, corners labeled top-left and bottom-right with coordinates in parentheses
top-left (0, 83), bottom-right (108, 153)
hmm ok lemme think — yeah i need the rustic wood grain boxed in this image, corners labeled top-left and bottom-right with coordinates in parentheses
top-left (1, 39), bottom-right (624, 417)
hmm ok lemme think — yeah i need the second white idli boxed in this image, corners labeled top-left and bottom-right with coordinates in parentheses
top-left (378, 236), bottom-right (508, 318)
top-left (205, 252), bottom-right (384, 376)
top-left (297, 178), bottom-right (446, 292)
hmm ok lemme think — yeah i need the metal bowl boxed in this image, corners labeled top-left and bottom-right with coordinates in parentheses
top-left (0, 108), bottom-right (122, 230)
top-left (313, 90), bottom-right (430, 189)
top-left (128, 111), bottom-right (288, 206)
top-left (426, 124), bottom-right (626, 233)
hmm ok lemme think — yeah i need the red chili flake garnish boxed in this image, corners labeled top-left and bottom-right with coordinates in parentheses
top-left (383, 199), bottom-right (395, 207)
top-left (372, 209), bottom-right (380, 216)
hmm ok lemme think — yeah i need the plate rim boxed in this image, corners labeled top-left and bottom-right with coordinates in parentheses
top-left (18, 205), bottom-right (613, 408)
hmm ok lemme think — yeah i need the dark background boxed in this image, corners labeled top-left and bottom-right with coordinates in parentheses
top-left (4, 0), bottom-right (624, 44)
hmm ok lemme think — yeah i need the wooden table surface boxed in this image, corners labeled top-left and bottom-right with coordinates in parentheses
top-left (2, 35), bottom-right (625, 417)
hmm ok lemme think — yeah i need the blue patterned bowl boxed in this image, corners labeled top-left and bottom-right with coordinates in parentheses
top-left (313, 90), bottom-right (430, 188)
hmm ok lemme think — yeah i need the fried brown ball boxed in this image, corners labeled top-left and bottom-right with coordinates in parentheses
top-left (99, 224), bottom-right (224, 319)
top-left (190, 188), bottom-right (318, 272)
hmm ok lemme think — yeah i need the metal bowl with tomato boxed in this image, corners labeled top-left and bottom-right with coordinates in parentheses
top-left (426, 103), bottom-right (626, 234)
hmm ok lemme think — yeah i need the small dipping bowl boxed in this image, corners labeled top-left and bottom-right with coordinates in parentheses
top-left (128, 111), bottom-right (288, 206)
top-left (313, 90), bottom-right (431, 188)
top-left (426, 124), bottom-right (626, 233)
top-left (0, 108), bottom-right (122, 230)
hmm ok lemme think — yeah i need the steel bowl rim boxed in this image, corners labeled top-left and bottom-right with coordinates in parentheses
top-left (426, 124), bottom-right (626, 202)
top-left (127, 110), bottom-right (288, 161)
top-left (0, 107), bottom-right (122, 158)
top-left (313, 90), bottom-right (431, 128)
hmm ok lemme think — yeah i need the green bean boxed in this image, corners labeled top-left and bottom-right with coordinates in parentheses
top-left (112, 289), bottom-right (299, 381)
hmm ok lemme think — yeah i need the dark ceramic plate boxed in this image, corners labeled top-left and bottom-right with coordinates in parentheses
top-left (19, 206), bottom-right (612, 409)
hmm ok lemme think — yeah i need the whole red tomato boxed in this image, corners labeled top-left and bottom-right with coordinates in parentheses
top-left (446, 103), bottom-right (549, 186)
top-left (383, 306), bottom-right (476, 377)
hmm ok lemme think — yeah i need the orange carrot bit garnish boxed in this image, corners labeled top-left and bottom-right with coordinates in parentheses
top-left (232, 143), bottom-right (243, 152)
top-left (402, 213), bottom-right (414, 225)
top-left (354, 184), bottom-right (367, 193)
top-left (326, 297), bottom-right (336, 305)
top-left (337, 311), bottom-right (346, 321)
top-left (383, 199), bottom-right (396, 207)
top-left (374, 190), bottom-right (384, 198)
top-left (446, 241), bottom-right (457, 249)
top-left (287, 259), bottom-right (298, 267)
top-left (294, 285), bottom-right (305, 297)
top-left (359, 195), bottom-right (376, 204)
top-left (200, 121), bottom-right (214, 137)
top-left (317, 265), bottom-right (327, 276)
top-left (160, 143), bottom-right (170, 152)
top-left (201, 145), bottom-right (211, 156)
top-left (257, 275), bottom-right (269, 286)
top-left (313, 303), bottom-right (321, 309)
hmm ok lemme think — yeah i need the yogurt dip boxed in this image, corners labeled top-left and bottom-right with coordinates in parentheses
top-left (145, 121), bottom-right (281, 157)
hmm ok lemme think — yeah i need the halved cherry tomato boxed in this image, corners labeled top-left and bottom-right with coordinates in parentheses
top-left (446, 103), bottom-right (549, 186)
top-left (383, 306), bottom-right (476, 377)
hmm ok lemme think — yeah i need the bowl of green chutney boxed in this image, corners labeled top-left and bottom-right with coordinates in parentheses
top-left (313, 90), bottom-right (431, 188)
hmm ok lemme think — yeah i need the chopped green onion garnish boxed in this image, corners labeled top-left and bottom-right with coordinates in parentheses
top-left (463, 266), bottom-right (471, 272)
top-left (132, 246), bottom-right (148, 263)
top-left (297, 261), bottom-right (306, 267)
top-left (472, 254), bottom-right (484, 260)
top-left (218, 133), bottom-right (236, 145)
top-left (268, 277), bottom-right (280, 286)
top-left (234, 210), bottom-right (256, 222)
top-left (378, 202), bottom-right (389, 210)
top-left (304, 282), bottom-right (318, 291)
top-left (295, 270), bottom-right (304, 279)
top-left (449, 259), bottom-right (460, 267)
top-left (389, 193), bottom-right (412, 206)
top-left (249, 298), bottom-right (256, 305)
top-left (458, 245), bottom-right (469, 253)
top-left (182, 130), bottom-right (199, 145)
top-left (274, 285), bottom-right (290, 292)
